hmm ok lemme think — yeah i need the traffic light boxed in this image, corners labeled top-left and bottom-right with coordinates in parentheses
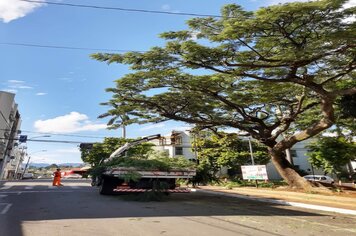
top-left (19, 135), bottom-right (27, 143)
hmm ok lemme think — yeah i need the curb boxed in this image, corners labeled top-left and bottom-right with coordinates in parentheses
top-left (195, 189), bottom-right (356, 216)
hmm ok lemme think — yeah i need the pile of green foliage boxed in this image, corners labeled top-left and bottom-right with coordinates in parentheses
top-left (80, 137), bottom-right (155, 167)
top-left (89, 151), bottom-right (196, 181)
top-left (108, 151), bottom-right (196, 171)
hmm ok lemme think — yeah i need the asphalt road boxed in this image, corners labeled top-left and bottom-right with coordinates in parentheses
top-left (1, 179), bottom-right (356, 236)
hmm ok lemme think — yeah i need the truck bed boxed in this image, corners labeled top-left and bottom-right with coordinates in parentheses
top-left (105, 167), bottom-right (196, 179)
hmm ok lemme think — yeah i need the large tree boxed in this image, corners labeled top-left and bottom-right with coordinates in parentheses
top-left (92, 0), bottom-right (355, 190)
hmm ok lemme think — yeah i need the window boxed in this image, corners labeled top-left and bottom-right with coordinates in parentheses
top-left (290, 150), bottom-right (298, 158)
top-left (171, 136), bottom-right (182, 145)
top-left (175, 147), bottom-right (183, 155)
top-left (159, 138), bottom-right (167, 145)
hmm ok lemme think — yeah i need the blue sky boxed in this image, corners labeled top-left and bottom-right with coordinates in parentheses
top-left (0, 0), bottom-right (353, 164)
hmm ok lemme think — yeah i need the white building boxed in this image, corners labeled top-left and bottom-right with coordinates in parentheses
top-left (265, 139), bottom-right (326, 180)
top-left (150, 130), bottom-right (325, 180)
top-left (0, 91), bottom-right (22, 179)
top-left (149, 130), bottom-right (196, 161)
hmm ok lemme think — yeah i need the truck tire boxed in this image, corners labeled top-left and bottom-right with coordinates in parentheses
top-left (99, 177), bottom-right (116, 195)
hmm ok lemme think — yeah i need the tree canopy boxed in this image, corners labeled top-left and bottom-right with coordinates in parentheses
top-left (193, 131), bottom-right (269, 174)
top-left (92, 0), bottom-right (355, 189)
top-left (307, 136), bottom-right (356, 176)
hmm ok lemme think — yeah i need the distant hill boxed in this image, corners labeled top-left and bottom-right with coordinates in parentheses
top-left (28, 163), bottom-right (84, 168)
top-left (58, 163), bottom-right (84, 168)
top-left (28, 163), bottom-right (49, 168)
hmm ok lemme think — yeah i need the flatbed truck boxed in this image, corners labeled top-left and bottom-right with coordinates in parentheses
top-left (92, 134), bottom-right (196, 195)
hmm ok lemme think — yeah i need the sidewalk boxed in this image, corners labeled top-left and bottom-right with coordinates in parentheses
top-left (197, 186), bottom-right (356, 215)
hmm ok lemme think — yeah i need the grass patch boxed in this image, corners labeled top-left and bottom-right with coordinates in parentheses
top-left (217, 179), bottom-right (288, 189)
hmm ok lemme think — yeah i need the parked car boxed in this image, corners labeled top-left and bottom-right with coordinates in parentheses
top-left (303, 175), bottom-right (334, 184)
top-left (22, 173), bottom-right (34, 179)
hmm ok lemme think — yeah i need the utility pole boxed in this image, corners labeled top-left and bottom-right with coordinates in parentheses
top-left (122, 125), bottom-right (126, 139)
top-left (21, 150), bottom-right (46, 178)
top-left (248, 136), bottom-right (255, 165)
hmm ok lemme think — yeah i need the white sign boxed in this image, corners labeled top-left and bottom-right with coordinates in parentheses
top-left (241, 165), bottom-right (268, 180)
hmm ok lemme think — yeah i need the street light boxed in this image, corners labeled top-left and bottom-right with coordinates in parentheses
top-left (239, 132), bottom-right (255, 165)
top-left (22, 150), bottom-right (47, 178)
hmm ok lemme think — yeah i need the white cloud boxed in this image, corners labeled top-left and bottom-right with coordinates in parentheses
top-left (34, 111), bottom-right (108, 133)
top-left (161, 4), bottom-right (171, 10)
top-left (58, 77), bottom-right (73, 82)
top-left (8, 80), bottom-right (24, 83)
top-left (139, 123), bottom-right (166, 131)
top-left (11, 85), bottom-right (33, 89)
top-left (0, 0), bottom-right (45, 23)
top-left (6, 80), bottom-right (33, 89)
top-left (36, 92), bottom-right (47, 96)
top-left (2, 89), bottom-right (17, 93)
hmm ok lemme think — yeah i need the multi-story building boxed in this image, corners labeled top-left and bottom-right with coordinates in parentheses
top-left (150, 130), bottom-right (326, 180)
top-left (0, 91), bottom-right (22, 179)
top-left (149, 130), bottom-right (196, 161)
top-left (265, 139), bottom-right (326, 180)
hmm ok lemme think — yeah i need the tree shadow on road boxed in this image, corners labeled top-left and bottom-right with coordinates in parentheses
top-left (0, 182), bottom-right (351, 236)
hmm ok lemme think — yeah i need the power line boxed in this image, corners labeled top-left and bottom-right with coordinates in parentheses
top-left (0, 137), bottom-right (95, 144)
top-left (0, 128), bottom-right (111, 139)
top-left (21, 0), bottom-right (222, 18)
top-left (21, 130), bottom-right (108, 139)
top-left (0, 42), bottom-right (144, 53)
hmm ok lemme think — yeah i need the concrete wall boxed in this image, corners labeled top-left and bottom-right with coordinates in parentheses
top-left (0, 91), bottom-right (22, 179)
top-left (0, 92), bottom-right (16, 158)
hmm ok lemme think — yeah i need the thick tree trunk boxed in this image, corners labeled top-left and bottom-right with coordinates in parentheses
top-left (269, 148), bottom-right (313, 191)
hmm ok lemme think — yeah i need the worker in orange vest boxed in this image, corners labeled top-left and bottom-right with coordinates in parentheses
top-left (52, 168), bottom-right (63, 186)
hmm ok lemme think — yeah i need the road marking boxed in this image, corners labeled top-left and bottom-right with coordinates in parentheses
top-left (0, 203), bottom-right (12, 214)
top-left (0, 186), bottom-right (11, 190)
top-left (25, 186), bottom-right (33, 190)
top-left (0, 194), bottom-right (7, 198)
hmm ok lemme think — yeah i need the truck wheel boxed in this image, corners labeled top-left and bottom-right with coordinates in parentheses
top-left (99, 178), bottom-right (115, 195)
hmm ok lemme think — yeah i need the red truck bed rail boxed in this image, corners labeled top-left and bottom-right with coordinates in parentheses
top-left (113, 188), bottom-right (192, 193)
